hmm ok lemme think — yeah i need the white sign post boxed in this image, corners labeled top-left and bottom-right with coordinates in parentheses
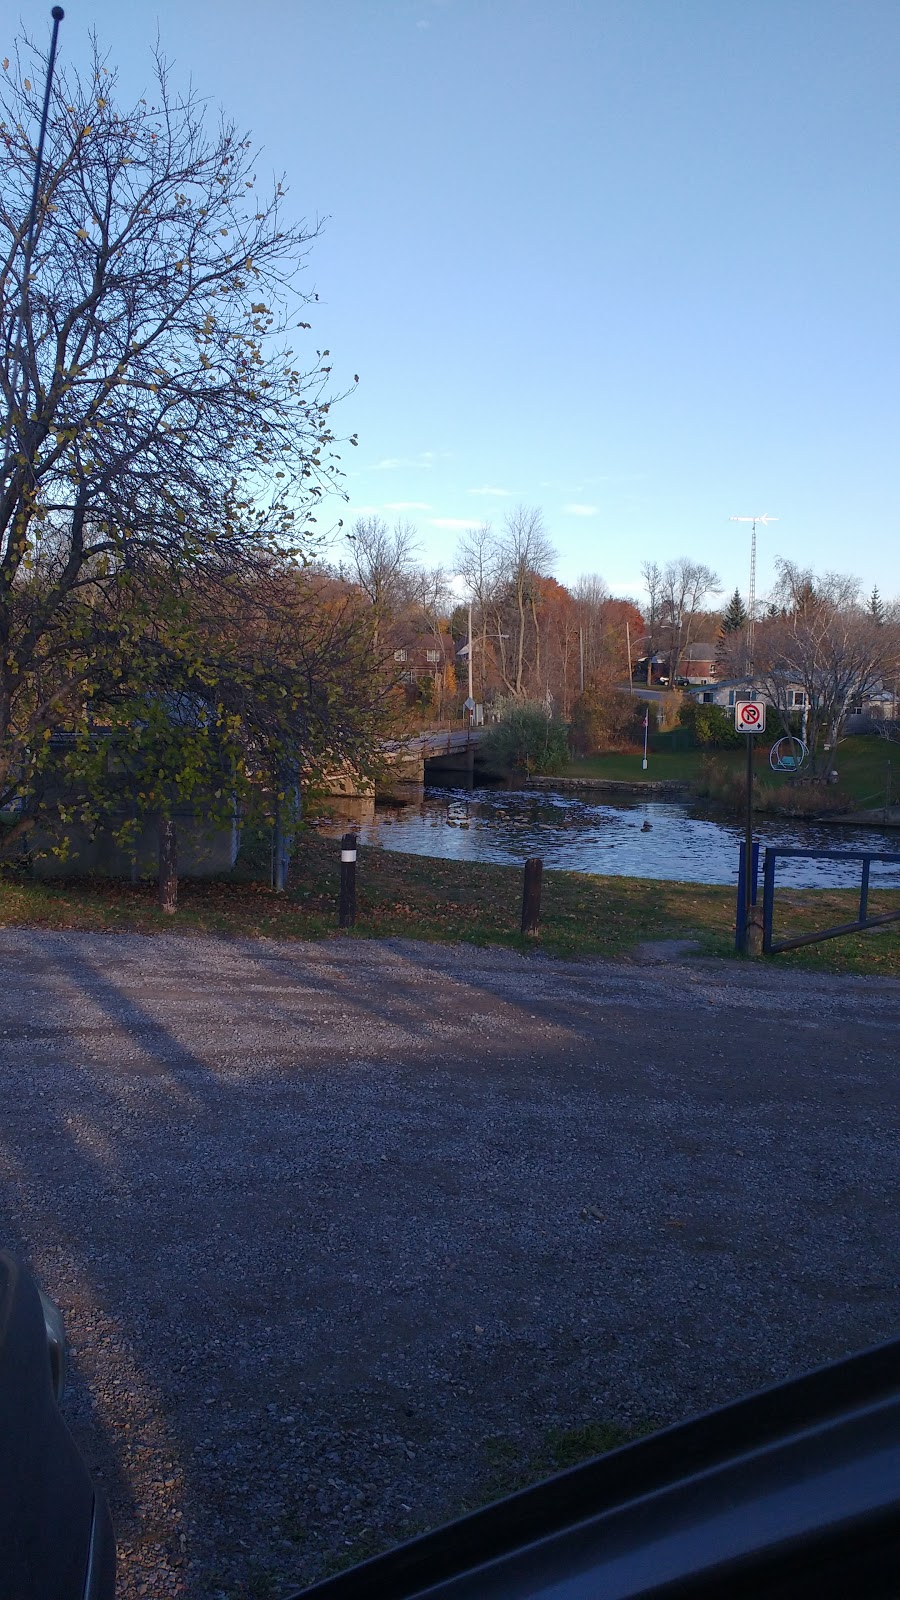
top-left (735, 700), bottom-right (766, 734)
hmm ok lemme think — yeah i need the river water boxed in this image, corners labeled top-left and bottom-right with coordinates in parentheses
top-left (348, 784), bottom-right (900, 890)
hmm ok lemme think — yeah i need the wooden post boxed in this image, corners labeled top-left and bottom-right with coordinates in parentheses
top-left (521, 857), bottom-right (543, 938)
top-left (158, 816), bottom-right (177, 914)
top-left (746, 903), bottom-right (764, 957)
top-left (339, 832), bottom-right (357, 928)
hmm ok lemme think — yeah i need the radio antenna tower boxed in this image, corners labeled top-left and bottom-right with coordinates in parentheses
top-left (728, 513), bottom-right (778, 676)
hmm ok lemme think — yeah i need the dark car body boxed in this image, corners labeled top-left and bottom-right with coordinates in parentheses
top-left (296, 1335), bottom-right (900, 1600)
top-left (0, 1252), bottom-right (115, 1600)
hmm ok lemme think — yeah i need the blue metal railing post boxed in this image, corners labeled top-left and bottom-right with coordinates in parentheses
top-left (735, 842), bottom-right (747, 952)
top-left (762, 848), bottom-right (776, 954)
top-left (859, 857), bottom-right (871, 923)
top-left (736, 840), bottom-right (761, 951)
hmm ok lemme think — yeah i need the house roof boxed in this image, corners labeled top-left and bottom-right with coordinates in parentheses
top-left (683, 642), bottom-right (718, 659)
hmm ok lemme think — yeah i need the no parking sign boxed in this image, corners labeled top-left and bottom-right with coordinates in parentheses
top-left (735, 700), bottom-right (766, 733)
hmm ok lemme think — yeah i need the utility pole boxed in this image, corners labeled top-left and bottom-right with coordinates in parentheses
top-left (625, 620), bottom-right (634, 695)
top-left (466, 600), bottom-right (474, 704)
top-left (579, 627), bottom-right (584, 694)
top-left (728, 514), bottom-right (778, 677)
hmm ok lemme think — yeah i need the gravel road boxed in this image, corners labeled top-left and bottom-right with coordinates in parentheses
top-left (0, 929), bottom-right (898, 1597)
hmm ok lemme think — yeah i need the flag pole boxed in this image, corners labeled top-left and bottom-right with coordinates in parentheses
top-left (642, 707), bottom-right (649, 771)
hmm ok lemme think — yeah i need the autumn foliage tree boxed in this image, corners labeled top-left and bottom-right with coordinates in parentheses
top-left (750, 563), bottom-right (900, 776)
top-left (0, 35), bottom-right (362, 860)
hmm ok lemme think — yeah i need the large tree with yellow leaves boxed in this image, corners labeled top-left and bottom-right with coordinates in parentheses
top-left (0, 34), bottom-right (362, 862)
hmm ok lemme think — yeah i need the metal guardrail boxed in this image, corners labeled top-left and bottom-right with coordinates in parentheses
top-left (761, 846), bottom-right (900, 954)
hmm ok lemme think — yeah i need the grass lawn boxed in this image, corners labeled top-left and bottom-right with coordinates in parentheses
top-left (557, 735), bottom-right (899, 810)
top-left (555, 750), bottom-right (710, 783)
top-left (1, 830), bottom-right (897, 977)
top-left (819, 736), bottom-right (898, 809)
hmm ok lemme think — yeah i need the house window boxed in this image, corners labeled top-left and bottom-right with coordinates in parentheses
top-left (728, 690), bottom-right (736, 707)
top-left (426, 650), bottom-right (441, 664)
top-left (393, 648), bottom-right (407, 662)
top-left (701, 692), bottom-right (713, 703)
top-left (788, 691), bottom-right (805, 708)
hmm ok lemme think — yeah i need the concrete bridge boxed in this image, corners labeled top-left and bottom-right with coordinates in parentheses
top-left (381, 726), bottom-right (485, 784)
top-left (318, 727), bottom-right (486, 813)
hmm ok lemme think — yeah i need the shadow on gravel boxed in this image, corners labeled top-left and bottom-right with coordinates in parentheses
top-left (0, 929), bottom-right (898, 1600)
top-left (0, 934), bottom-right (231, 1592)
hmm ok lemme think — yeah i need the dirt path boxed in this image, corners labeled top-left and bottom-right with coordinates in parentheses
top-left (0, 930), bottom-right (897, 1598)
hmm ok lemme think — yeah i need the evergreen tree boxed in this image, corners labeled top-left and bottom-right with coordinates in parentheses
top-left (869, 586), bottom-right (885, 625)
top-left (722, 588), bottom-right (748, 632)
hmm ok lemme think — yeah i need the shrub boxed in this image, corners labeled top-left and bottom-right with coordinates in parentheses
top-left (480, 704), bottom-right (569, 774)
top-left (696, 757), bottom-right (855, 818)
top-left (569, 686), bottom-right (657, 755)
top-left (760, 781), bottom-right (856, 818)
top-left (695, 757), bottom-right (764, 814)
top-left (678, 699), bottom-right (742, 748)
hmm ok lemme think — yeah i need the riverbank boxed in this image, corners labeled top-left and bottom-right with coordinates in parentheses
top-left (551, 735), bottom-right (898, 814)
top-left (1, 832), bottom-right (897, 975)
top-left (527, 775), bottom-right (691, 797)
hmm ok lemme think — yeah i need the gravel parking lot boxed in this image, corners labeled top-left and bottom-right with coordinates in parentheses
top-left (0, 929), bottom-right (898, 1598)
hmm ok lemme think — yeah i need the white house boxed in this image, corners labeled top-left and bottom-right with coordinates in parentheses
top-left (687, 677), bottom-right (808, 711)
top-left (690, 676), bottom-right (896, 722)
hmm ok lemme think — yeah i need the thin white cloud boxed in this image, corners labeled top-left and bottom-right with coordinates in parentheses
top-left (384, 500), bottom-right (432, 511)
top-left (469, 484), bottom-right (512, 497)
top-left (372, 450), bottom-right (436, 471)
top-left (429, 517), bottom-right (474, 529)
top-left (564, 503), bottom-right (599, 517)
top-left (346, 504), bottom-right (382, 516)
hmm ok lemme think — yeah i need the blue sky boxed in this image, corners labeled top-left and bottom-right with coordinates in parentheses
top-left (29, 0), bottom-right (900, 605)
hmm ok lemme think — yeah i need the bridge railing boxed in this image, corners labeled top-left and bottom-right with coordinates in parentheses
top-left (383, 725), bottom-right (484, 756)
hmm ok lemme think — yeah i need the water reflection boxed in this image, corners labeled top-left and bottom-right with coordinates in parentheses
top-left (329, 785), bottom-right (900, 890)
